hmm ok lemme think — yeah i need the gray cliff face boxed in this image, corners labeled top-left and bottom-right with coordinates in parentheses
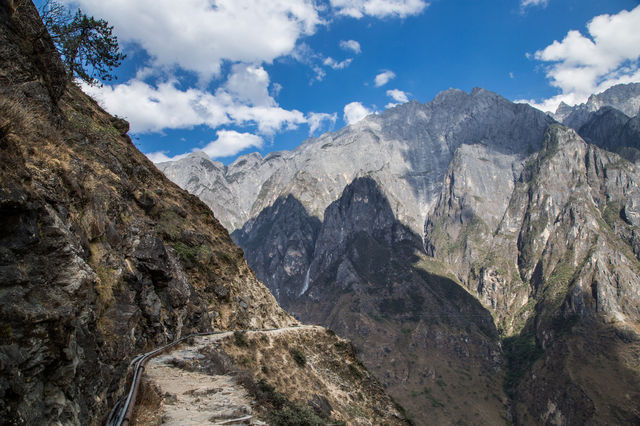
top-left (426, 124), bottom-right (640, 423)
top-left (554, 82), bottom-right (640, 128)
top-left (232, 195), bottom-right (321, 304)
top-left (570, 106), bottom-right (640, 163)
top-left (159, 88), bottom-right (552, 237)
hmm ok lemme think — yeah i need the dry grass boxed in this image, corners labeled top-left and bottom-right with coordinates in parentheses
top-left (218, 327), bottom-right (406, 425)
top-left (0, 93), bottom-right (59, 142)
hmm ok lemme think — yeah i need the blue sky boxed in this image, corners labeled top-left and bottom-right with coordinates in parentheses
top-left (43, 0), bottom-right (640, 164)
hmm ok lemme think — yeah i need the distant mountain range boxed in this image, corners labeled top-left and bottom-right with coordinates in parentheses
top-left (158, 82), bottom-right (640, 424)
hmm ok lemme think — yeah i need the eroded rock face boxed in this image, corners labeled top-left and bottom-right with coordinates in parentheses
top-left (0, 2), bottom-right (293, 424)
top-left (426, 125), bottom-right (640, 423)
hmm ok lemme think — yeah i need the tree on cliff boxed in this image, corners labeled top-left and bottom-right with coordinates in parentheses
top-left (39, 1), bottom-right (125, 85)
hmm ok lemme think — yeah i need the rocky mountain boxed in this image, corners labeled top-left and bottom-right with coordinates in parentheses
top-left (0, 2), bottom-right (408, 425)
top-left (159, 89), bottom-right (552, 236)
top-left (554, 82), bottom-right (640, 128)
top-left (160, 80), bottom-right (640, 424)
top-left (426, 123), bottom-right (640, 423)
top-left (553, 84), bottom-right (640, 162)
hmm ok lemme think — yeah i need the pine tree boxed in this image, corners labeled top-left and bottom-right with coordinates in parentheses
top-left (40, 1), bottom-right (125, 85)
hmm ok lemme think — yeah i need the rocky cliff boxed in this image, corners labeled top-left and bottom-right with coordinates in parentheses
top-left (0, 2), bottom-right (408, 425)
top-left (552, 84), bottom-right (640, 163)
top-left (426, 123), bottom-right (640, 423)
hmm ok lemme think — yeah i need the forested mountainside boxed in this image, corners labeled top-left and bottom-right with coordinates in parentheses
top-left (0, 2), bottom-right (409, 424)
top-left (161, 82), bottom-right (640, 424)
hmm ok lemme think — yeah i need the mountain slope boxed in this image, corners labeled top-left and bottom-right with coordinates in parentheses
top-left (426, 124), bottom-right (640, 423)
top-left (273, 177), bottom-right (506, 425)
top-left (0, 3), bottom-right (410, 425)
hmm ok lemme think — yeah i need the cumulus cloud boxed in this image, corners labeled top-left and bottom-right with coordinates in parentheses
top-left (331, 0), bottom-right (428, 19)
top-left (65, 0), bottom-right (321, 81)
top-left (521, 5), bottom-right (640, 112)
top-left (145, 151), bottom-right (188, 163)
top-left (201, 130), bottom-right (263, 158)
top-left (223, 64), bottom-right (274, 107)
top-left (82, 65), bottom-right (306, 135)
top-left (82, 80), bottom-right (228, 133)
top-left (340, 39), bottom-right (362, 54)
top-left (307, 112), bottom-right (337, 135)
top-left (145, 130), bottom-right (263, 162)
top-left (343, 101), bottom-right (372, 124)
top-left (374, 70), bottom-right (396, 87)
top-left (386, 89), bottom-right (409, 103)
top-left (384, 89), bottom-right (409, 109)
top-left (323, 57), bottom-right (353, 69)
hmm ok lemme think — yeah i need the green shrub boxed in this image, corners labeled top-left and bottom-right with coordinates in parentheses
top-left (233, 330), bottom-right (248, 347)
top-left (502, 329), bottom-right (543, 397)
top-left (269, 404), bottom-right (325, 426)
top-left (290, 348), bottom-right (306, 367)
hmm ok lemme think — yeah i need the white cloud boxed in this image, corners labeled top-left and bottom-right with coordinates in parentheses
top-left (374, 70), bottom-right (396, 87)
top-left (520, 0), bottom-right (548, 8)
top-left (386, 89), bottom-right (409, 103)
top-left (145, 130), bottom-right (263, 162)
top-left (523, 5), bottom-right (640, 112)
top-left (290, 42), bottom-right (322, 66)
top-left (82, 79), bottom-right (229, 133)
top-left (82, 66), bottom-right (307, 135)
top-left (65, 0), bottom-right (321, 81)
top-left (146, 151), bottom-right (187, 163)
top-left (312, 65), bottom-right (327, 81)
top-left (323, 57), bottom-right (353, 70)
top-left (340, 39), bottom-right (361, 54)
top-left (307, 112), bottom-right (337, 135)
top-left (223, 64), bottom-right (274, 107)
top-left (200, 130), bottom-right (263, 158)
top-left (331, 0), bottom-right (428, 19)
top-left (343, 101), bottom-right (372, 124)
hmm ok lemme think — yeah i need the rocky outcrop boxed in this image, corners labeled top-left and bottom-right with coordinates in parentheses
top-left (0, 0), bottom-right (66, 114)
top-left (0, 2), bottom-right (294, 424)
top-left (426, 124), bottom-right (640, 423)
